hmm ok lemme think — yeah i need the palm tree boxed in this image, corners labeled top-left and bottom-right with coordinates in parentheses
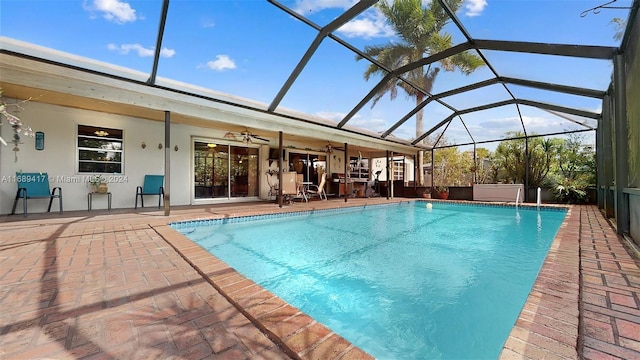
top-left (358, 0), bottom-right (484, 184)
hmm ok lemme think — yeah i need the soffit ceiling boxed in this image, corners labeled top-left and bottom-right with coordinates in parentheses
top-left (1, 0), bottom-right (638, 152)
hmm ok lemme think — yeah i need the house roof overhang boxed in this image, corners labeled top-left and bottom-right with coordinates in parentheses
top-left (0, 37), bottom-right (421, 156)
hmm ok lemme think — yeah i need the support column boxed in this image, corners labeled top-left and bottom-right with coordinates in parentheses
top-left (525, 137), bottom-right (530, 203)
top-left (417, 150), bottom-right (424, 186)
top-left (414, 152), bottom-right (418, 192)
top-left (278, 131), bottom-right (284, 208)
top-left (344, 143), bottom-right (348, 203)
top-left (430, 149), bottom-right (435, 191)
top-left (163, 110), bottom-right (170, 216)
top-left (597, 95), bottom-right (611, 210)
top-left (386, 150), bottom-right (390, 200)
top-left (601, 95), bottom-right (615, 217)
top-left (473, 144), bottom-right (478, 184)
top-left (614, 53), bottom-right (629, 234)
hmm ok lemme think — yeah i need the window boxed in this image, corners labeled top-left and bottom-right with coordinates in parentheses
top-left (77, 125), bottom-right (123, 173)
top-left (393, 159), bottom-right (404, 181)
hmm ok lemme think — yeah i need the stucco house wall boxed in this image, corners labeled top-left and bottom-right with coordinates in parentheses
top-left (0, 100), bottom-right (267, 214)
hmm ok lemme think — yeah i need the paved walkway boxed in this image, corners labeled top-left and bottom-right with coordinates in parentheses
top-left (1, 200), bottom-right (638, 359)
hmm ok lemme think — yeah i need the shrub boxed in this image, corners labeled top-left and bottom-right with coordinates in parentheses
top-left (553, 180), bottom-right (588, 204)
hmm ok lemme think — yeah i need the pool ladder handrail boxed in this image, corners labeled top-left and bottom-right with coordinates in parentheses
top-left (515, 188), bottom-right (521, 209)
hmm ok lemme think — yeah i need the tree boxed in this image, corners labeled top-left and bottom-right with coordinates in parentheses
top-left (357, 0), bottom-right (484, 184)
top-left (610, 18), bottom-right (626, 41)
top-left (555, 133), bottom-right (595, 184)
top-left (550, 134), bottom-right (595, 204)
top-left (424, 136), bottom-right (477, 187)
top-left (493, 132), bottom-right (558, 187)
top-left (474, 147), bottom-right (495, 184)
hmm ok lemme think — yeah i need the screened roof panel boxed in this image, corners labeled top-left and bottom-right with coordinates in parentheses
top-left (349, 80), bottom-right (423, 140)
top-left (427, 60), bottom-right (496, 95)
top-left (541, 110), bottom-right (599, 130)
top-left (507, 85), bottom-right (603, 114)
top-left (438, 83), bottom-right (511, 110)
top-left (1, 0), bottom-right (162, 74)
top-left (457, 0), bottom-right (632, 47)
top-left (440, 117), bottom-right (475, 145)
top-left (157, 1), bottom-right (316, 105)
top-left (1, 0), bottom-right (636, 153)
top-left (276, 35), bottom-right (378, 125)
top-left (455, 107), bottom-right (525, 143)
top-left (517, 106), bottom-right (595, 135)
top-left (279, 0), bottom-right (361, 28)
top-left (383, 92), bottom-right (457, 142)
top-left (481, 50), bottom-right (613, 91)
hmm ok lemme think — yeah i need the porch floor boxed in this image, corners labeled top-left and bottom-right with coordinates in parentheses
top-left (1, 199), bottom-right (638, 359)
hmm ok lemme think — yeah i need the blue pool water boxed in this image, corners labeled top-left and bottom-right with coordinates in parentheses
top-left (174, 202), bottom-right (567, 359)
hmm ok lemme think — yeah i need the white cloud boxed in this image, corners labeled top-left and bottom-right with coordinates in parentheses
top-left (349, 115), bottom-right (390, 133)
top-left (338, 8), bottom-right (396, 39)
top-left (205, 55), bottom-right (237, 71)
top-left (292, 1), bottom-right (394, 39)
top-left (521, 115), bottom-right (564, 130)
top-left (465, 0), bottom-right (487, 17)
top-left (107, 43), bottom-right (175, 58)
top-left (315, 111), bottom-right (390, 133)
top-left (84, 0), bottom-right (137, 23)
top-left (314, 111), bottom-right (345, 122)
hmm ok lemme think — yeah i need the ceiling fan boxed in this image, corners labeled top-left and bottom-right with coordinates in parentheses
top-left (324, 142), bottom-right (344, 153)
top-left (223, 129), bottom-right (270, 144)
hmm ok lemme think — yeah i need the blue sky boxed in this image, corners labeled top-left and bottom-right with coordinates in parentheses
top-left (0, 0), bottom-right (634, 149)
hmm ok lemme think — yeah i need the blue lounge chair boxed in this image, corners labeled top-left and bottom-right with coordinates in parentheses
top-left (135, 175), bottom-right (164, 209)
top-left (11, 172), bottom-right (63, 217)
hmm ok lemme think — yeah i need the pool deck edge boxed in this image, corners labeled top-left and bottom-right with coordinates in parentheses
top-left (499, 206), bottom-right (581, 359)
top-left (153, 223), bottom-right (375, 360)
top-left (1, 199), bottom-right (638, 359)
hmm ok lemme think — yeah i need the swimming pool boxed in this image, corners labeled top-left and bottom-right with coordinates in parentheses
top-left (174, 202), bottom-right (567, 359)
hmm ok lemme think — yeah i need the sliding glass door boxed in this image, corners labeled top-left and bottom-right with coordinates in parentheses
top-left (194, 141), bottom-right (258, 199)
top-left (289, 152), bottom-right (327, 186)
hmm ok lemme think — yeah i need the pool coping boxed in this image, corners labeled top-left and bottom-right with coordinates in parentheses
top-left (153, 199), bottom-right (577, 359)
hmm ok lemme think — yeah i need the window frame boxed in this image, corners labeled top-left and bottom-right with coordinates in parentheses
top-left (77, 124), bottom-right (124, 174)
top-left (393, 159), bottom-right (405, 181)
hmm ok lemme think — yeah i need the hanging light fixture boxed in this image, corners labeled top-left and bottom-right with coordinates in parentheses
top-left (207, 143), bottom-right (216, 148)
top-left (94, 130), bottom-right (109, 137)
top-left (325, 143), bottom-right (333, 154)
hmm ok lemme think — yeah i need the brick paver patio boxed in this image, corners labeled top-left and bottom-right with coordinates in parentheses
top-left (1, 200), bottom-right (639, 359)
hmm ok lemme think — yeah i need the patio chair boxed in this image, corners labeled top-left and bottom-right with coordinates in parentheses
top-left (135, 175), bottom-right (164, 209)
top-left (306, 173), bottom-right (327, 200)
top-left (281, 172), bottom-right (306, 204)
top-left (296, 173), bottom-right (308, 202)
top-left (11, 172), bottom-right (63, 217)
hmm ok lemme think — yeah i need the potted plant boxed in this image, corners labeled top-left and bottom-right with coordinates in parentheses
top-left (88, 174), bottom-right (108, 193)
top-left (422, 188), bottom-right (431, 199)
top-left (435, 186), bottom-right (449, 200)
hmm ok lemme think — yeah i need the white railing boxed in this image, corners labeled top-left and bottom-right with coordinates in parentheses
top-left (537, 187), bottom-right (542, 209)
top-left (515, 188), bottom-right (521, 209)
